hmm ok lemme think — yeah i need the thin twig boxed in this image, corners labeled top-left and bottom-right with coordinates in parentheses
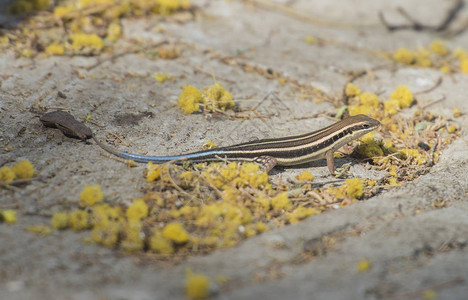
top-left (422, 96), bottom-right (446, 109)
top-left (380, 0), bottom-right (465, 33)
top-left (413, 77), bottom-right (443, 95)
top-left (0, 176), bottom-right (46, 186)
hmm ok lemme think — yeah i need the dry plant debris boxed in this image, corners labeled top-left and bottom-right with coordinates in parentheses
top-left (1, 0), bottom-right (461, 273)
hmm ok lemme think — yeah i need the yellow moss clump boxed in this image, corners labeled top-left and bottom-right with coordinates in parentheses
top-left (53, 4), bottom-right (74, 17)
top-left (430, 39), bottom-right (449, 56)
top-left (393, 48), bottom-right (415, 65)
top-left (70, 33), bottom-right (104, 52)
top-left (287, 206), bottom-right (319, 224)
top-left (69, 209), bottom-right (91, 231)
top-left (51, 212), bottom-right (69, 230)
top-left (28, 224), bottom-right (51, 235)
top-left (356, 140), bottom-right (384, 158)
top-left (120, 218), bottom-right (144, 252)
top-left (304, 36), bottom-right (316, 44)
top-left (146, 162), bottom-right (161, 182)
top-left (0, 210), bottom-right (18, 224)
top-left (271, 192), bottom-right (291, 210)
top-left (390, 85), bottom-right (413, 109)
top-left (453, 108), bottom-right (461, 118)
top-left (91, 204), bottom-right (122, 247)
top-left (296, 171), bottom-right (314, 181)
top-left (202, 83), bottom-right (234, 112)
top-left (12, 160), bottom-right (35, 179)
top-left (107, 22), bottom-right (121, 42)
top-left (126, 199), bottom-right (149, 220)
top-left (186, 269), bottom-right (210, 300)
top-left (357, 259), bottom-right (371, 272)
top-left (345, 178), bottom-right (363, 199)
top-left (345, 83), bottom-right (361, 97)
top-left (359, 92), bottom-right (380, 108)
top-left (177, 83), bottom-right (234, 114)
top-left (162, 222), bottom-right (190, 244)
top-left (0, 166), bottom-right (16, 182)
top-left (150, 230), bottom-right (174, 254)
top-left (45, 42), bottom-right (65, 56)
top-left (202, 141), bottom-right (216, 149)
top-left (153, 73), bottom-right (174, 83)
top-left (79, 185), bottom-right (104, 207)
top-left (398, 148), bottom-right (426, 165)
top-left (461, 59), bottom-right (468, 73)
top-left (156, 0), bottom-right (191, 15)
top-left (178, 85), bottom-right (203, 114)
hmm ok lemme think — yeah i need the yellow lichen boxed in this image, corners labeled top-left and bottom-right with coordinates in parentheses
top-left (69, 209), bottom-right (91, 231)
top-left (384, 99), bottom-right (400, 115)
top-left (461, 59), bottom-right (468, 73)
top-left (126, 198), bottom-right (149, 220)
top-left (162, 222), bottom-right (190, 244)
top-left (185, 269), bottom-right (210, 300)
top-left (53, 4), bottom-right (74, 17)
top-left (51, 212), bottom-right (69, 230)
top-left (146, 162), bottom-right (161, 182)
top-left (345, 83), bottom-right (361, 97)
top-left (150, 230), bottom-right (174, 254)
top-left (156, 0), bottom-right (191, 15)
top-left (359, 92), bottom-right (380, 108)
top-left (295, 171), bottom-right (314, 182)
top-left (202, 140), bottom-right (216, 149)
top-left (157, 45), bottom-right (180, 59)
top-left (423, 290), bottom-right (437, 300)
top-left (201, 83), bottom-right (234, 112)
top-left (11, 160), bottom-right (35, 179)
top-left (153, 73), bottom-right (173, 83)
top-left (390, 85), bottom-right (413, 109)
top-left (304, 36), bottom-right (316, 44)
top-left (0, 166), bottom-right (16, 182)
top-left (393, 48), bottom-right (415, 65)
top-left (271, 192), bottom-right (290, 210)
top-left (453, 108), bottom-right (461, 117)
top-left (430, 39), bottom-right (449, 56)
top-left (398, 148), bottom-right (425, 165)
top-left (79, 185), bottom-right (104, 207)
top-left (287, 206), bottom-right (319, 224)
top-left (28, 225), bottom-right (51, 235)
top-left (357, 259), bottom-right (371, 272)
top-left (0, 210), bottom-right (17, 224)
top-left (356, 140), bottom-right (384, 158)
top-left (345, 178), bottom-right (363, 199)
top-left (120, 218), bottom-right (144, 252)
top-left (177, 85), bottom-right (203, 114)
top-left (45, 42), bottom-right (65, 56)
top-left (447, 124), bottom-right (457, 133)
top-left (70, 33), bottom-right (104, 52)
top-left (107, 22), bottom-right (121, 42)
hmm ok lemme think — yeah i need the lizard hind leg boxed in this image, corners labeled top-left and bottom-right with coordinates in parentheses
top-left (254, 156), bottom-right (278, 173)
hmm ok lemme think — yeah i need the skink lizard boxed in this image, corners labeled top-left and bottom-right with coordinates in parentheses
top-left (93, 114), bottom-right (380, 174)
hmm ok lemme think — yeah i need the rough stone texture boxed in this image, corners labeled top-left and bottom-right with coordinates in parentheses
top-left (1, 0), bottom-right (468, 299)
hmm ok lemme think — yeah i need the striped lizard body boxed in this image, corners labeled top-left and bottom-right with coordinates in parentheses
top-left (93, 114), bottom-right (380, 174)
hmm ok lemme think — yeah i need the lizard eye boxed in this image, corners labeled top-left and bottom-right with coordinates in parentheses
top-left (362, 124), bottom-right (370, 129)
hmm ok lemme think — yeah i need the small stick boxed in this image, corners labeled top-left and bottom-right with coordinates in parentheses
top-left (0, 176), bottom-right (45, 186)
top-left (422, 96), bottom-right (446, 109)
top-left (380, 0), bottom-right (464, 33)
top-left (413, 77), bottom-right (443, 95)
